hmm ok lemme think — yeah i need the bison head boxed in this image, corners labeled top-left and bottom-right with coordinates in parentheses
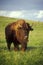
top-left (16, 22), bottom-right (33, 44)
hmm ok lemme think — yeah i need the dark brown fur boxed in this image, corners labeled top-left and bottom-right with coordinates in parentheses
top-left (5, 19), bottom-right (33, 51)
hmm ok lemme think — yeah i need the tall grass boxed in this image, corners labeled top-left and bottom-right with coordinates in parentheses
top-left (0, 16), bottom-right (43, 65)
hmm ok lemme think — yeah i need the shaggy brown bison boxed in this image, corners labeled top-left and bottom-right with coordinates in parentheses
top-left (5, 19), bottom-right (33, 51)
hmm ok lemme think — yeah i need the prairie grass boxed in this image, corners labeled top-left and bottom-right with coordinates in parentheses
top-left (0, 16), bottom-right (43, 65)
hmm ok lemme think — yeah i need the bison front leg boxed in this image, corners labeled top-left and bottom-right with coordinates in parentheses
top-left (7, 43), bottom-right (11, 51)
top-left (21, 43), bottom-right (27, 51)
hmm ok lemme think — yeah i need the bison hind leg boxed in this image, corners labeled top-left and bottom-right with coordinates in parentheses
top-left (13, 43), bottom-right (19, 51)
top-left (13, 40), bottom-right (20, 51)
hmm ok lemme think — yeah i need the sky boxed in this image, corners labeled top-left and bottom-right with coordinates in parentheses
top-left (0, 0), bottom-right (43, 21)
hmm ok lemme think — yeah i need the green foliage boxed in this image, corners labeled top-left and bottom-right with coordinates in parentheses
top-left (0, 16), bottom-right (43, 65)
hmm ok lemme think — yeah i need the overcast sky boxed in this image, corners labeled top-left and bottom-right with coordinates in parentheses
top-left (0, 0), bottom-right (43, 21)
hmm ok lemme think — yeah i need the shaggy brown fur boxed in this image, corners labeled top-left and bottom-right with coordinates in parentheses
top-left (5, 19), bottom-right (33, 51)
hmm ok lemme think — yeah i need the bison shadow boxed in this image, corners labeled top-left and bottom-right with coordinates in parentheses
top-left (0, 46), bottom-right (39, 52)
top-left (26, 46), bottom-right (38, 51)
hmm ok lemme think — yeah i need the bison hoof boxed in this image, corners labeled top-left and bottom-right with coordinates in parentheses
top-left (21, 48), bottom-right (26, 51)
top-left (14, 48), bottom-right (19, 51)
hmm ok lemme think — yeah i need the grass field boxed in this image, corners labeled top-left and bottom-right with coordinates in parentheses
top-left (0, 16), bottom-right (43, 65)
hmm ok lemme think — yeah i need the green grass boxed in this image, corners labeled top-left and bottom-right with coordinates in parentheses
top-left (0, 16), bottom-right (43, 65)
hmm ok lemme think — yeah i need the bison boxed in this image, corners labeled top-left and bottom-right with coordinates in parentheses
top-left (5, 19), bottom-right (33, 51)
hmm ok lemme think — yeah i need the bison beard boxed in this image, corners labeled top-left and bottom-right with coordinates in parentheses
top-left (5, 19), bottom-right (33, 51)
